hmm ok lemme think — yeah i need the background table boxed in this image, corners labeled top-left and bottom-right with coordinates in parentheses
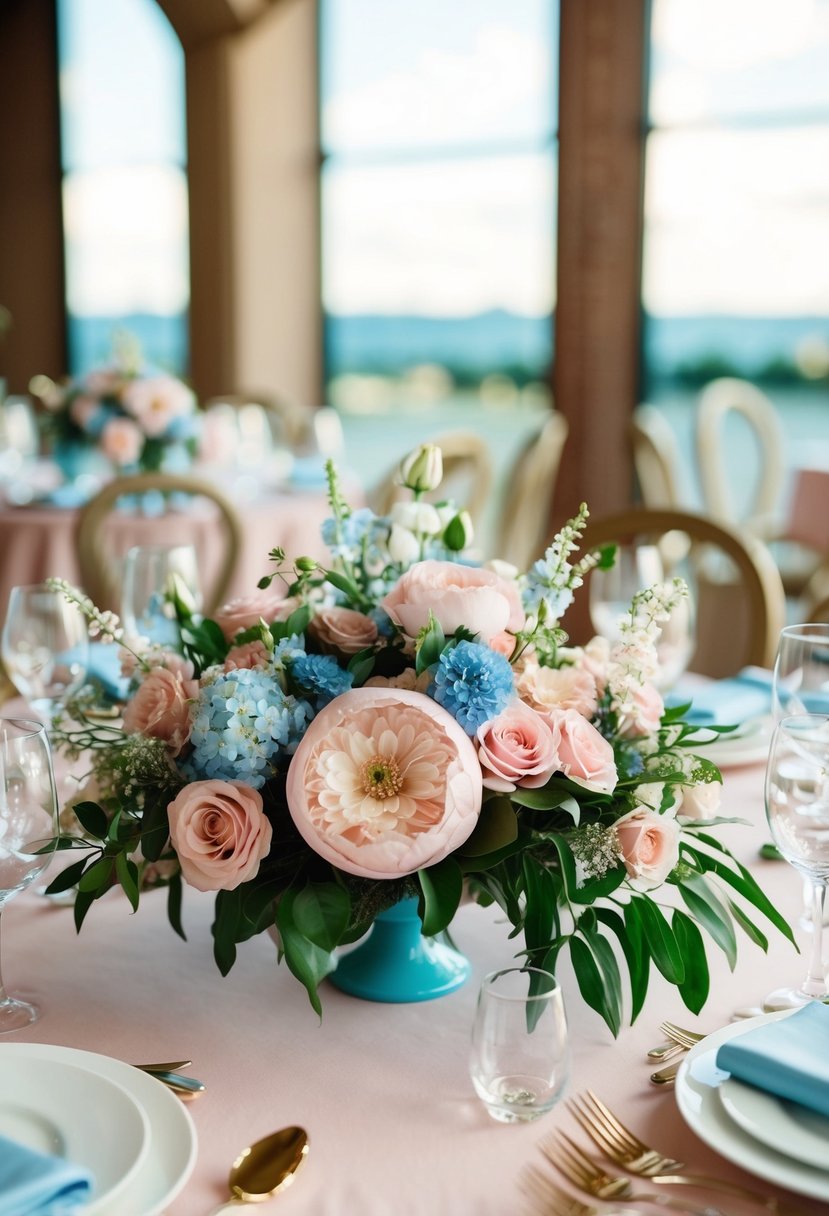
top-left (2, 741), bottom-right (826, 1215)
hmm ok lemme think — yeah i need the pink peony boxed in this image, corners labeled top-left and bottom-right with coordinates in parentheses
top-left (476, 702), bottom-right (560, 793)
top-left (516, 659), bottom-right (598, 719)
top-left (618, 681), bottom-right (665, 739)
top-left (213, 588), bottom-right (295, 641)
top-left (677, 781), bottom-right (721, 822)
top-left (308, 606), bottom-right (378, 655)
top-left (223, 640), bottom-right (271, 671)
top-left (120, 375), bottom-right (195, 438)
top-left (167, 780), bottom-right (272, 892)
top-left (286, 687), bottom-right (482, 878)
top-left (380, 560), bottom-right (525, 644)
top-left (122, 666), bottom-right (198, 756)
top-left (615, 807), bottom-right (680, 890)
top-left (554, 708), bottom-right (618, 794)
top-left (100, 417), bottom-right (143, 466)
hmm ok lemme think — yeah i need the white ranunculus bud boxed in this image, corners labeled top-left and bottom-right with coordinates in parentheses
top-left (399, 443), bottom-right (443, 493)
top-left (443, 510), bottom-right (474, 552)
top-left (388, 524), bottom-right (421, 565)
top-left (390, 500), bottom-right (442, 535)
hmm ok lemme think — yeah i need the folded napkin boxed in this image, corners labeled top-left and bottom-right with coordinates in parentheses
top-left (669, 667), bottom-right (773, 727)
top-left (59, 642), bottom-right (127, 703)
top-left (716, 1002), bottom-right (829, 1118)
top-left (0, 1133), bottom-right (93, 1216)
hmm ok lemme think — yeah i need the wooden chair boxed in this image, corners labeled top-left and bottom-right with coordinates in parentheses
top-left (369, 430), bottom-right (494, 529)
top-left (495, 412), bottom-right (568, 569)
top-left (74, 472), bottom-right (243, 614)
top-left (630, 405), bottom-right (685, 509)
top-left (567, 506), bottom-right (786, 676)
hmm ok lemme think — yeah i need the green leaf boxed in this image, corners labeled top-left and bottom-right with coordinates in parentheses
top-left (460, 797), bottom-right (518, 857)
top-left (683, 843), bottom-right (797, 946)
top-left (545, 833), bottom-right (580, 902)
top-left (727, 898), bottom-right (769, 952)
top-left (44, 856), bottom-right (89, 895)
top-left (73, 887), bottom-right (97, 932)
top-left (77, 856), bottom-right (114, 895)
top-left (595, 543), bottom-right (617, 570)
top-left (678, 873), bottom-right (738, 969)
top-left (283, 604), bottom-right (312, 637)
top-left (323, 569), bottom-right (362, 602)
top-left (115, 853), bottom-right (140, 913)
top-left (671, 909), bottom-right (710, 1015)
top-left (418, 857), bottom-right (463, 935)
top-left (167, 873), bottom-right (186, 941)
top-left (212, 889), bottom-right (242, 974)
top-left (580, 917), bottom-right (623, 1036)
top-left (72, 801), bottom-right (109, 840)
top-left (510, 789), bottom-right (581, 822)
top-left (140, 792), bottom-right (170, 863)
top-left (621, 899), bottom-right (650, 1023)
top-left (415, 613), bottom-right (446, 675)
top-left (292, 882), bottom-right (351, 951)
top-left (633, 895), bottom-right (685, 984)
top-left (570, 865), bottom-right (625, 905)
top-left (594, 905), bottom-right (645, 1025)
top-left (568, 934), bottom-right (619, 1035)
top-left (522, 855), bottom-right (556, 955)
top-left (276, 891), bottom-right (335, 1016)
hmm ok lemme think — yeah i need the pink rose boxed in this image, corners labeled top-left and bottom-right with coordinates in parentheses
top-left (120, 375), bottom-right (195, 438)
top-left (553, 708), bottom-right (618, 794)
top-left (213, 588), bottom-right (295, 641)
top-left (615, 807), bottom-right (680, 890)
top-left (167, 780), bottom-right (272, 892)
top-left (286, 687), bottom-right (482, 878)
top-left (476, 703), bottom-right (560, 793)
top-left (308, 606), bottom-right (378, 655)
top-left (223, 640), bottom-right (270, 671)
top-left (380, 560), bottom-right (525, 644)
top-left (571, 636), bottom-right (613, 693)
top-left (100, 417), bottom-right (143, 466)
top-left (618, 682), bottom-right (665, 739)
top-left (517, 660), bottom-right (598, 719)
top-left (677, 782), bottom-right (721, 822)
top-left (122, 667), bottom-right (198, 756)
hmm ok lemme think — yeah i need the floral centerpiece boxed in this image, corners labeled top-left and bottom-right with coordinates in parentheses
top-left (48, 443), bottom-right (793, 1029)
top-left (35, 337), bottom-right (199, 478)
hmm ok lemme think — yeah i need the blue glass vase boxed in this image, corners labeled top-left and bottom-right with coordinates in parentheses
top-left (329, 896), bottom-right (470, 1003)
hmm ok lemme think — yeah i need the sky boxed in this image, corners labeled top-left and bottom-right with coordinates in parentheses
top-left (57, 0), bottom-right (829, 322)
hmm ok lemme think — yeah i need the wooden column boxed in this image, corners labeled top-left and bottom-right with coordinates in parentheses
top-left (553, 0), bottom-right (649, 525)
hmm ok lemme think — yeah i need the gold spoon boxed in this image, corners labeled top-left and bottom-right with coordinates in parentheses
top-left (209, 1127), bottom-right (309, 1213)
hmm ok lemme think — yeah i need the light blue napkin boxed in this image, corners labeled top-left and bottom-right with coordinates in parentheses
top-left (668, 667), bottom-right (773, 727)
top-left (0, 1133), bottom-right (93, 1215)
top-left (715, 1002), bottom-right (829, 1118)
top-left (60, 642), bottom-right (127, 703)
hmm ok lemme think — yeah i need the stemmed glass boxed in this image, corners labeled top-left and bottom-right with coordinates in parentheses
top-left (120, 543), bottom-right (201, 646)
top-left (0, 717), bottom-right (59, 1030)
top-left (1, 584), bottom-right (88, 722)
top-left (763, 713), bottom-right (829, 1010)
top-left (589, 543), bottom-right (695, 690)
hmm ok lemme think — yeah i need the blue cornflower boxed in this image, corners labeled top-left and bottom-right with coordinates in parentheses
top-left (186, 667), bottom-right (312, 787)
top-left (290, 653), bottom-right (353, 708)
top-left (430, 640), bottom-right (514, 735)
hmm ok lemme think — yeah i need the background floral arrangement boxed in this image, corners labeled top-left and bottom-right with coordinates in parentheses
top-left (49, 443), bottom-right (793, 1029)
top-left (36, 336), bottom-right (199, 474)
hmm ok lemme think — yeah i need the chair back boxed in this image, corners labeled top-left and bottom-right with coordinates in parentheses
top-left (573, 506), bottom-right (786, 675)
top-left (370, 430), bottom-right (494, 528)
top-left (696, 378), bottom-right (785, 537)
top-left (496, 413), bottom-right (569, 569)
top-left (630, 405), bottom-right (684, 508)
top-left (75, 472), bottom-right (243, 614)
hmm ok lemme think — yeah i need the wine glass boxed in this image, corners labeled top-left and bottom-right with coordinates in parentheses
top-left (763, 713), bottom-right (829, 1010)
top-left (1, 584), bottom-right (88, 722)
top-left (589, 542), bottom-right (695, 690)
top-left (0, 717), bottom-right (59, 1030)
top-left (120, 543), bottom-right (201, 646)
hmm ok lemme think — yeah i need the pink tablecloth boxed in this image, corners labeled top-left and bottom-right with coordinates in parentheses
top-left (2, 741), bottom-right (826, 1215)
top-left (0, 485), bottom-right (341, 625)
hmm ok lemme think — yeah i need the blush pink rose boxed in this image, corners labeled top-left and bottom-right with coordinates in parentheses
top-left (286, 686), bottom-right (482, 878)
top-left (380, 560), bottom-right (525, 644)
top-left (213, 588), bottom-right (295, 641)
top-left (308, 606), bottom-right (378, 655)
top-left (101, 417), bottom-right (143, 466)
top-left (121, 375), bottom-right (195, 437)
top-left (167, 780), bottom-right (272, 892)
top-left (677, 781), bottom-right (721, 822)
top-left (615, 807), bottom-right (680, 890)
top-left (553, 708), bottom-right (618, 794)
top-left (223, 640), bottom-right (271, 671)
top-left (122, 667), bottom-right (198, 756)
top-left (476, 703), bottom-right (560, 793)
top-left (517, 660), bottom-right (598, 719)
top-left (618, 682), bottom-right (665, 739)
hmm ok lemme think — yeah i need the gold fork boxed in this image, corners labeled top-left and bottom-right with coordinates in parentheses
top-left (567, 1091), bottom-right (798, 1214)
top-left (659, 1022), bottom-right (706, 1049)
top-left (522, 1164), bottom-right (637, 1216)
top-left (539, 1132), bottom-right (724, 1216)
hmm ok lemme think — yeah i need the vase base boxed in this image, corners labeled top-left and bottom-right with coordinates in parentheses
top-left (330, 935), bottom-right (470, 1003)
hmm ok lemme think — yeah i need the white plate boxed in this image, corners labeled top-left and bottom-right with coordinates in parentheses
top-left (689, 717), bottom-right (773, 768)
top-left (719, 1075), bottom-right (829, 1171)
top-left (675, 1009), bottom-right (829, 1201)
top-left (0, 1056), bottom-right (150, 1215)
top-left (0, 1043), bottom-right (198, 1216)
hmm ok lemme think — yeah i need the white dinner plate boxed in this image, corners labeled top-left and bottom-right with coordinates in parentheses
top-left (719, 1075), bottom-right (829, 1171)
top-left (0, 1043), bottom-right (198, 1216)
top-left (675, 1009), bottom-right (829, 1201)
top-left (0, 1056), bottom-right (150, 1215)
top-left (688, 716), bottom-right (773, 769)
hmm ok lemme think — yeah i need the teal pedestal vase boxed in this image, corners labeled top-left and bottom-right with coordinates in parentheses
top-left (329, 896), bottom-right (470, 1003)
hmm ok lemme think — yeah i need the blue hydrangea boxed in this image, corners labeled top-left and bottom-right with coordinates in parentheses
top-left (185, 667), bottom-right (312, 787)
top-left (522, 558), bottom-right (576, 621)
top-left (430, 640), bottom-right (514, 735)
top-left (320, 507), bottom-right (378, 560)
top-left (290, 653), bottom-right (353, 708)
